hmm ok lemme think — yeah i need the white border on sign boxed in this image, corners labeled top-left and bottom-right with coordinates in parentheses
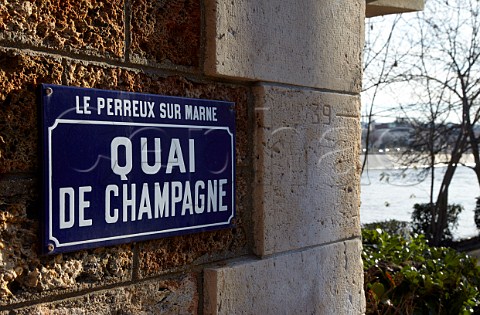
top-left (48, 119), bottom-right (235, 248)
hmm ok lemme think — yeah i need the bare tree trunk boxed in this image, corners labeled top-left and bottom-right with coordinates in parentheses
top-left (466, 117), bottom-right (480, 185)
top-left (432, 133), bottom-right (465, 245)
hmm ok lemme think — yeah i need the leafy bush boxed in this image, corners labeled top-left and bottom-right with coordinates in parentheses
top-left (411, 203), bottom-right (463, 243)
top-left (363, 228), bottom-right (480, 314)
top-left (475, 197), bottom-right (480, 232)
top-left (362, 219), bottom-right (411, 238)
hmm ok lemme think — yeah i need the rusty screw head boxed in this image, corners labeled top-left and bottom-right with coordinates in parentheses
top-left (45, 87), bottom-right (53, 96)
top-left (47, 244), bottom-right (54, 252)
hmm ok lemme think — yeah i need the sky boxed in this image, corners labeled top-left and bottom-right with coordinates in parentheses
top-left (362, 0), bottom-right (480, 124)
top-left (362, 14), bottom-right (413, 123)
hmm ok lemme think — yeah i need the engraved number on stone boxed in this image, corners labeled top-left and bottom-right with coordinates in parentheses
top-left (322, 104), bottom-right (331, 125)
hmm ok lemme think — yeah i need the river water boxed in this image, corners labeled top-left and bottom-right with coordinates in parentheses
top-left (361, 163), bottom-right (479, 240)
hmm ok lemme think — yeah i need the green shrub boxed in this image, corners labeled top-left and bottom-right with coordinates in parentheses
top-left (411, 203), bottom-right (463, 243)
top-left (362, 228), bottom-right (480, 314)
top-left (362, 219), bottom-right (411, 238)
top-left (475, 197), bottom-right (480, 232)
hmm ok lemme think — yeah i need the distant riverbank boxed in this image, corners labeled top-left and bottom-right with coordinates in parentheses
top-left (361, 152), bottom-right (476, 170)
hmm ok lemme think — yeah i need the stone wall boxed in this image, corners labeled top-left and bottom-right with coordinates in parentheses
top-left (0, 0), bottom-right (365, 314)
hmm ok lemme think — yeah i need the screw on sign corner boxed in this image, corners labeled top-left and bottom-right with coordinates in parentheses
top-left (45, 87), bottom-right (53, 96)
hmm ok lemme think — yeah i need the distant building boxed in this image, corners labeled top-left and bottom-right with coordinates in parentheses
top-left (362, 118), bottom-right (414, 151)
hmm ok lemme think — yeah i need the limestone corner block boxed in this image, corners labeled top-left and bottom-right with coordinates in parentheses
top-left (204, 239), bottom-right (365, 315)
top-left (254, 85), bottom-right (361, 256)
top-left (205, 0), bottom-right (364, 92)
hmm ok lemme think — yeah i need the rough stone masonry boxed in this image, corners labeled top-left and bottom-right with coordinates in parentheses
top-left (0, 0), bottom-right (368, 314)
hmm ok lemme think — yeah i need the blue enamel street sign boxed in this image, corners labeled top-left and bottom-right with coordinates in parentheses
top-left (40, 84), bottom-right (235, 254)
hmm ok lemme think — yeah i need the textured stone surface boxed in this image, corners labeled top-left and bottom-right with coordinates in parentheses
top-left (138, 230), bottom-right (241, 278)
top-left (6, 274), bottom-right (197, 314)
top-left (204, 239), bottom-right (365, 315)
top-left (130, 0), bottom-right (201, 67)
top-left (205, 0), bottom-right (364, 91)
top-left (0, 49), bottom-right (63, 173)
top-left (0, 0), bottom-right (124, 58)
top-left (0, 176), bottom-right (133, 302)
top-left (0, 181), bottom-right (133, 303)
top-left (254, 85), bottom-right (361, 256)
